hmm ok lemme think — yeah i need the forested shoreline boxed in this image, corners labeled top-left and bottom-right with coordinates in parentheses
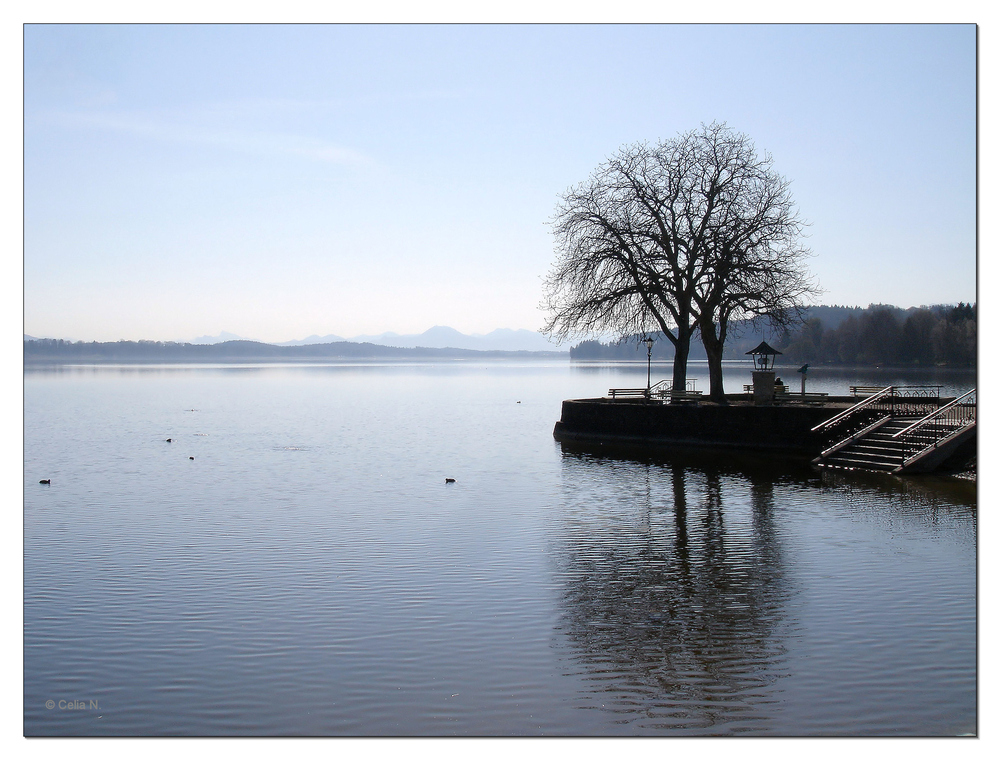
top-left (570, 303), bottom-right (977, 367)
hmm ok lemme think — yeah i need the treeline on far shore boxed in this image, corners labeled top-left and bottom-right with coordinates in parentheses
top-left (777, 302), bottom-right (975, 366)
top-left (570, 303), bottom-right (976, 367)
top-left (23, 338), bottom-right (563, 363)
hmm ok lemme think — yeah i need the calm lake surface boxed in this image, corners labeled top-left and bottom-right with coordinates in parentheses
top-left (23, 360), bottom-right (976, 736)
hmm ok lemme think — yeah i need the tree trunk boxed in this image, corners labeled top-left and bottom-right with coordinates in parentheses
top-left (700, 320), bottom-right (728, 403)
top-left (671, 328), bottom-right (691, 401)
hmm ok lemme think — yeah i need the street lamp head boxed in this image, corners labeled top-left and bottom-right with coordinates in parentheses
top-left (746, 341), bottom-right (782, 372)
top-left (645, 337), bottom-right (655, 350)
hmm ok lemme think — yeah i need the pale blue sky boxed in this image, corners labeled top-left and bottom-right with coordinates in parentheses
top-left (23, 23), bottom-right (976, 343)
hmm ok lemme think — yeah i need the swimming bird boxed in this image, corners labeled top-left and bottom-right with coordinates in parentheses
top-left (445, 478), bottom-right (455, 483)
top-left (39, 479), bottom-right (50, 485)
top-left (166, 438), bottom-right (173, 442)
top-left (189, 456), bottom-right (195, 460)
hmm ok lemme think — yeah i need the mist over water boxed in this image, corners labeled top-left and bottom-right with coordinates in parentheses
top-left (24, 361), bottom-right (975, 735)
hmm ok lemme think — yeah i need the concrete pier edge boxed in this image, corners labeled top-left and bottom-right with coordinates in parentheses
top-left (552, 396), bottom-right (856, 457)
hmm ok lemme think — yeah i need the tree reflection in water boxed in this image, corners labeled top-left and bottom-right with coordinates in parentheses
top-left (551, 448), bottom-right (814, 734)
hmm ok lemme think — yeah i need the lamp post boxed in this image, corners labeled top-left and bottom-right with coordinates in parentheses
top-left (645, 337), bottom-right (655, 396)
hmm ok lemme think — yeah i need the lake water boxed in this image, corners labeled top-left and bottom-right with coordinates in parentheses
top-left (23, 360), bottom-right (976, 736)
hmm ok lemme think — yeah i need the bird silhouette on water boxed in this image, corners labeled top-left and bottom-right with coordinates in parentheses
top-left (39, 479), bottom-right (50, 485)
top-left (445, 478), bottom-right (455, 483)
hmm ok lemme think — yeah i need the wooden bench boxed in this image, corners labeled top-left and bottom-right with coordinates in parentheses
top-left (744, 384), bottom-right (790, 394)
top-left (850, 386), bottom-right (885, 397)
top-left (607, 387), bottom-right (703, 402)
top-left (743, 384), bottom-right (828, 403)
top-left (608, 388), bottom-right (650, 399)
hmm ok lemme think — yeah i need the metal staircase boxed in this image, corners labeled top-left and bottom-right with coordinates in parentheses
top-left (812, 387), bottom-right (975, 474)
top-left (891, 389), bottom-right (976, 473)
top-left (817, 417), bottom-right (917, 471)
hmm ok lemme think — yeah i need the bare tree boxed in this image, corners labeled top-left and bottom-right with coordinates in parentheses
top-left (542, 139), bottom-right (702, 392)
top-left (542, 122), bottom-right (816, 400)
top-left (689, 125), bottom-right (817, 401)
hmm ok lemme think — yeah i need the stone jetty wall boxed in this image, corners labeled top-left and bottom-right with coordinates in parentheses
top-left (553, 398), bottom-right (847, 456)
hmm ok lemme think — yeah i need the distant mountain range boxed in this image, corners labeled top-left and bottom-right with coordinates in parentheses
top-left (23, 339), bottom-right (566, 363)
top-left (188, 331), bottom-right (251, 345)
top-left (273, 333), bottom-right (345, 346)
top-left (186, 326), bottom-right (565, 353)
top-left (27, 304), bottom-right (972, 362)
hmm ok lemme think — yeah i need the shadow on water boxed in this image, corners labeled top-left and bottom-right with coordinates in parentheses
top-left (549, 441), bottom-right (975, 735)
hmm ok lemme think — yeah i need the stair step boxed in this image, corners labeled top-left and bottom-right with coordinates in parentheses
top-left (819, 459), bottom-right (898, 472)
top-left (827, 449), bottom-right (900, 461)
top-left (827, 456), bottom-right (899, 467)
top-left (833, 446), bottom-right (900, 457)
top-left (827, 457), bottom-right (900, 469)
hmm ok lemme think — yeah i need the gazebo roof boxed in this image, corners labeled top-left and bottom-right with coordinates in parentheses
top-left (745, 341), bottom-right (783, 356)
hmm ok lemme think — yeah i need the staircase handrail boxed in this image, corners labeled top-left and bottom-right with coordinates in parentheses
top-left (649, 379), bottom-right (696, 398)
top-left (891, 389), bottom-right (976, 440)
top-left (811, 386), bottom-right (894, 432)
top-left (649, 379), bottom-right (671, 395)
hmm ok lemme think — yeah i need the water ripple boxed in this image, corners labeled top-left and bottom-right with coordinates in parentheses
top-left (24, 364), bottom-right (975, 736)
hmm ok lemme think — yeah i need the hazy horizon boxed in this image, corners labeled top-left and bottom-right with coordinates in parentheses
top-left (23, 324), bottom-right (568, 350)
top-left (24, 24), bottom-right (976, 343)
top-left (23, 299), bottom-right (978, 348)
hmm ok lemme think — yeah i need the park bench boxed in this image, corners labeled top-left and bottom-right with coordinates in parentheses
top-left (850, 386), bottom-right (885, 397)
top-left (607, 387), bottom-right (703, 403)
top-left (744, 384), bottom-right (790, 394)
top-left (608, 388), bottom-right (650, 399)
top-left (744, 384), bottom-right (829, 403)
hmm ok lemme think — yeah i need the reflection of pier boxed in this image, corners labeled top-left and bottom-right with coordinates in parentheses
top-left (551, 455), bottom-right (793, 733)
top-left (812, 387), bottom-right (976, 474)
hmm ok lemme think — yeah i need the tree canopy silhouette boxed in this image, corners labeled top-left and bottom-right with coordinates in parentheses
top-left (542, 123), bottom-right (817, 400)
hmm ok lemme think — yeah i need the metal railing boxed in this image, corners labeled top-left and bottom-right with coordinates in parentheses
top-left (649, 379), bottom-right (697, 395)
top-left (811, 386), bottom-right (893, 432)
top-left (811, 386), bottom-right (943, 434)
top-left (892, 389), bottom-right (976, 463)
top-left (650, 379), bottom-right (701, 400)
top-left (863, 385), bottom-right (943, 397)
top-left (607, 379), bottom-right (701, 401)
top-left (877, 386), bottom-right (944, 417)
